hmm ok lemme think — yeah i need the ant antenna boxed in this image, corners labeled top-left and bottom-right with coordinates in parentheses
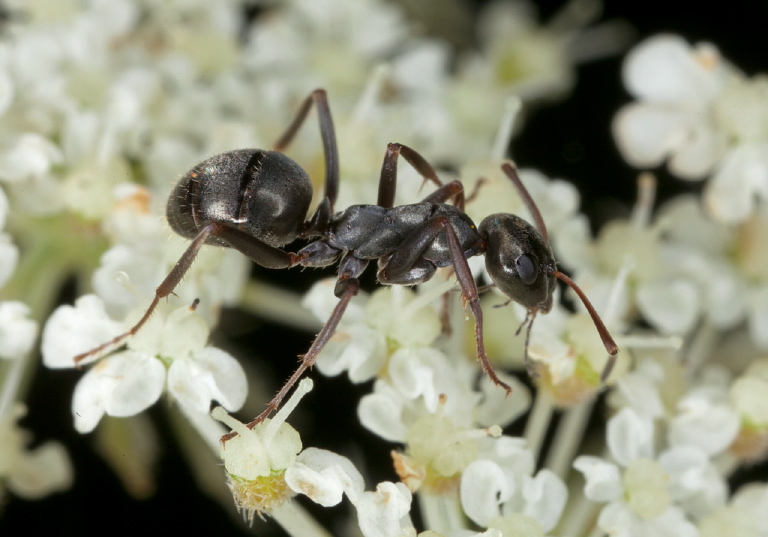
top-left (501, 163), bottom-right (618, 381)
top-left (552, 269), bottom-right (619, 381)
top-left (501, 162), bottom-right (548, 242)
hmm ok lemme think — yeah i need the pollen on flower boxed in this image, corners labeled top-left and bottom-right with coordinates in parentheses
top-left (538, 354), bottom-right (601, 407)
top-left (227, 472), bottom-right (293, 523)
top-left (405, 412), bottom-right (478, 493)
top-left (391, 450), bottom-right (426, 493)
top-left (211, 380), bottom-right (313, 518)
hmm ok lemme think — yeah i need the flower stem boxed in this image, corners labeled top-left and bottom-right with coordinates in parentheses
top-left (545, 398), bottom-right (595, 479)
top-left (240, 280), bottom-right (321, 331)
top-left (0, 350), bottom-right (26, 419)
top-left (419, 491), bottom-right (467, 534)
top-left (273, 501), bottom-right (333, 537)
top-left (684, 320), bottom-right (717, 377)
top-left (180, 405), bottom-right (227, 455)
top-left (524, 391), bottom-right (554, 460)
top-left (491, 96), bottom-right (521, 161)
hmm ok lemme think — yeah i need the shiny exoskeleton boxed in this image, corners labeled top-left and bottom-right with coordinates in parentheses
top-left (75, 89), bottom-right (618, 432)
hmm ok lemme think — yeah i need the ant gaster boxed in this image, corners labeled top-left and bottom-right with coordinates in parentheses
top-left (75, 89), bottom-right (618, 430)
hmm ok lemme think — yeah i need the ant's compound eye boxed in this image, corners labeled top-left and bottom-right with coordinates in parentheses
top-left (515, 254), bottom-right (538, 285)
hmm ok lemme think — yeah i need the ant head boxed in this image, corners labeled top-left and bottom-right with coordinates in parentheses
top-left (479, 213), bottom-right (556, 313)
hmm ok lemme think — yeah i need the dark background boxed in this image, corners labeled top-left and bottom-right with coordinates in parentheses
top-left (4, 1), bottom-right (768, 535)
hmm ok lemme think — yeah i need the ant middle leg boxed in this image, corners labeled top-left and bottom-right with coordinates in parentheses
top-left (230, 253), bottom-right (369, 434)
top-left (378, 216), bottom-right (512, 395)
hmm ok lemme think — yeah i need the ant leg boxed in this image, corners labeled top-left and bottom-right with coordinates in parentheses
top-left (378, 217), bottom-right (511, 395)
top-left (74, 224), bottom-right (215, 365)
top-left (73, 222), bottom-right (296, 366)
top-left (212, 221), bottom-right (297, 269)
top-left (439, 219), bottom-right (512, 395)
top-left (465, 177), bottom-right (488, 204)
top-left (421, 180), bottom-right (466, 210)
top-left (221, 254), bottom-right (367, 440)
top-left (377, 143), bottom-right (443, 208)
top-left (501, 163), bottom-right (548, 243)
top-left (273, 89), bottom-right (340, 211)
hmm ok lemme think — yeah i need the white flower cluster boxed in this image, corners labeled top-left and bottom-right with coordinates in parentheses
top-left (1, 1), bottom-right (767, 537)
top-left (614, 34), bottom-right (768, 224)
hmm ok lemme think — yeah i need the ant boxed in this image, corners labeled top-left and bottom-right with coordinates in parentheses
top-left (75, 89), bottom-right (618, 430)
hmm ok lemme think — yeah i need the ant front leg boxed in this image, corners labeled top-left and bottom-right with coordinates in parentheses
top-left (378, 216), bottom-right (512, 395)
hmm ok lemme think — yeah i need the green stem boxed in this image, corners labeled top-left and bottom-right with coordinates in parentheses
top-left (524, 391), bottom-right (554, 460)
top-left (239, 280), bottom-right (321, 332)
top-left (272, 501), bottom-right (333, 537)
top-left (545, 398), bottom-right (595, 479)
top-left (419, 490), bottom-right (467, 534)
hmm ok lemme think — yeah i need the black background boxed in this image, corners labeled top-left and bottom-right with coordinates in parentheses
top-left (3, 1), bottom-right (768, 535)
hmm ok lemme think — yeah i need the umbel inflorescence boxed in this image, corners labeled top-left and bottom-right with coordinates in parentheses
top-left (0, 1), bottom-right (766, 536)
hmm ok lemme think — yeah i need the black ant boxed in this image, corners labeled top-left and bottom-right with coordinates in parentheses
top-left (75, 89), bottom-right (618, 431)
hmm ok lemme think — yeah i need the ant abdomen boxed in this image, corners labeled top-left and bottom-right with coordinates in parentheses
top-left (166, 149), bottom-right (313, 248)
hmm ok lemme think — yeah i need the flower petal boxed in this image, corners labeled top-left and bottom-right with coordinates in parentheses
top-left (636, 279), bottom-right (699, 336)
top-left (357, 381), bottom-right (408, 443)
top-left (7, 441), bottom-right (73, 499)
top-left (705, 145), bottom-right (768, 224)
top-left (613, 103), bottom-right (692, 170)
top-left (460, 460), bottom-right (512, 526)
top-left (607, 408), bottom-right (654, 466)
top-left (285, 447), bottom-right (365, 507)
top-left (573, 456), bottom-right (623, 503)
top-left (668, 396), bottom-right (739, 456)
top-left (0, 301), bottom-right (38, 359)
top-left (72, 351), bottom-right (165, 433)
top-left (168, 347), bottom-right (247, 413)
top-left (41, 295), bottom-right (124, 368)
top-left (519, 469), bottom-right (567, 533)
top-left (355, 482), bottom-right (412, 537)
top-left (623, 35), bottom-right (723, 103)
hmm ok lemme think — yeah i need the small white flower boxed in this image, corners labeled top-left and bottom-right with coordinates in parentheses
top-left (613, 34), bottom-right (730, 178)
top-left (0, 302), bottom-right (37, 360)
top-left (287, 448), bottom-right (413, 537)
top-left (698, 482), bottom-right (768, 537)
top-left (302, 280), bottom-right (441, 384)
top-left (0, 233), bottom-right (18, 293)
top-left (667, 366), bottom-right (740, 457)
top-left (215, 378), bottom-right (412, 536)
top-left (0, 133), bottom-right (63, 184)
top-left (460, 454), bottom-right (568, 534)
top-left (42, 294), bottom-right (246, 433)
top-left (574, 407), bottom-right (721, 536)
top-left (0, 404), bottom-right (73, 500)
top-left (212, 380), bottom-right (309, 520)
top-left (614, 34), bottom-right (768, 223)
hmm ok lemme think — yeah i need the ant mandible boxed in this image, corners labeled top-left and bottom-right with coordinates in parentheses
top-left (75, 89), bottom-right (618, 430)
